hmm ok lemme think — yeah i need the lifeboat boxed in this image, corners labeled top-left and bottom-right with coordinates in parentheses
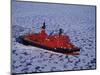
top-left (16, 22), bottom-right (80, 55)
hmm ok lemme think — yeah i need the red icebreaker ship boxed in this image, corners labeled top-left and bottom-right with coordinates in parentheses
top-left (17, 22), bottom-right (80, 55)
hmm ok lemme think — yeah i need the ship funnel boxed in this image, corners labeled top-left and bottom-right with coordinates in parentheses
top-left (59, 28), bottom-right (64, 35)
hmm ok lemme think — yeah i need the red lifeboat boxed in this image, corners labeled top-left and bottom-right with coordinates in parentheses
top-left (17, 22), bottom-right (80, 55)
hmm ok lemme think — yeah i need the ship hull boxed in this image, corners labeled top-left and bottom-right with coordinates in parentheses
top-left (16, 36), bottom-right (80, 55)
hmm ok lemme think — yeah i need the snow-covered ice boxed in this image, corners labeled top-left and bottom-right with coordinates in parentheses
top-left (11, 1), bottom-right (96, 73)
